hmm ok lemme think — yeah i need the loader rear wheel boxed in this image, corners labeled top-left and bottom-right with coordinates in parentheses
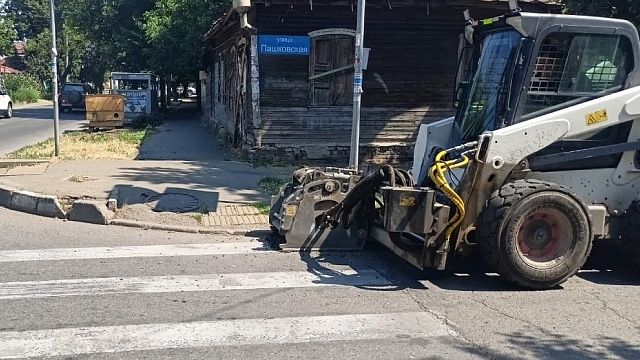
top-left (477, 180), bottom-right (593, 290)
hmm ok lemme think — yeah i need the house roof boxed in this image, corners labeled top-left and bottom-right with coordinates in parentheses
top-left (204, 0), bottom-right (562, 40)
top-left (0, 56), bottom-right (26, 72)
top-left (0, 65), bottom-right (22, 74)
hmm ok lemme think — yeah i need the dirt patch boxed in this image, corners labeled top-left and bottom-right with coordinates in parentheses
top-left (114, 204), bottom-right (200, 228)
top-left (4, 129), bottom-right (153, 160)
top-left (67, 175), bottom-right (98, 183)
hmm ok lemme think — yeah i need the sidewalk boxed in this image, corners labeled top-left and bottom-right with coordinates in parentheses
top-left (13, 99), bottom-right (53, 109)
top-left (0, 111), bottom-right (291, 230)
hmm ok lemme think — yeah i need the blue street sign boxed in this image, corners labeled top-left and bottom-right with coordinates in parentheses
top-left (258, 35), bottom-right (310, 56)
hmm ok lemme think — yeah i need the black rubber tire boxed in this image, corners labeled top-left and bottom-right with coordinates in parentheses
top-left (5, 103), bottom-right (11, 118)
top-left (477, 179), bottom-right (593, 290)
top-left (623, 199), bottom-right (640, 259)
top-left (68, 91), bottom-right (82, 105)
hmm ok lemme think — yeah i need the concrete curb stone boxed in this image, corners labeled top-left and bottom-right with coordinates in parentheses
top-left (107, 187), bottom-right (119, 211)
top-left (35, 195), bottom-right (66, 218)
top-left (0, 185), bottom-right (66, 218)
top-left (0, 185), bottom-right (15, 207)
top-left (68, 200), bottom-right (114, 225)
top-left (10, 190), bottom-right (39, 213)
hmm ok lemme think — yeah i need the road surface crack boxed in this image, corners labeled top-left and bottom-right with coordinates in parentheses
top-left (587, 289), bottom-right (640, 328)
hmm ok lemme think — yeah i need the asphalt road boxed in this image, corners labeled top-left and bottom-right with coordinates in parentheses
top-left (0, 104), bottom-right (86, 156)
top-left (0, 207), bottom-right (639, 359)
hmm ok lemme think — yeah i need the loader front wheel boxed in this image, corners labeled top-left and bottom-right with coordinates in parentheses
top-left (477, 180), bottom-right (593, 290)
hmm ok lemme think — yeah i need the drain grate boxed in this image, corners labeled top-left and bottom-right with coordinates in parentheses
top-left (143, 193), bottom-right (204, 213)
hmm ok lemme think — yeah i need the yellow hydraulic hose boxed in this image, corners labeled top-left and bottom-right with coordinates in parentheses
top-left (429, 150), bottom-right (470, 243)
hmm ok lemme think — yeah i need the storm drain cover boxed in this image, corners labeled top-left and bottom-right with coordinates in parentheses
top-left (143, 193), bottom-right (203, 213)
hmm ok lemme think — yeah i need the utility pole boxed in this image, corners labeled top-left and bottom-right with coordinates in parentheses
top-left (349, 0), bottom-right (366, 169)
top-left (49, 0), bottom-right (61, 157)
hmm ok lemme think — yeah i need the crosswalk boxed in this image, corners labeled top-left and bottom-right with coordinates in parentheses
top-left (0, 233), bottom-right (469, 359)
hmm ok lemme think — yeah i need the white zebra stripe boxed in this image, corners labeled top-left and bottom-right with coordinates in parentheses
top-left (0, 242), bottom-right (269, 263)
top-left (0, 269), bottom-right (391, 299)
top-left (0, 312), bottom-right (452, 359)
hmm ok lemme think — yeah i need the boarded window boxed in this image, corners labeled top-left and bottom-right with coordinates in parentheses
top-left (309, 34), bottom-right (355, 106)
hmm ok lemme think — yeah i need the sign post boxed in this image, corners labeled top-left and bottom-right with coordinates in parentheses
top-left (349, 0), bottom-right (366, 169)
top-left (49, 0), bottom-right (60, 157)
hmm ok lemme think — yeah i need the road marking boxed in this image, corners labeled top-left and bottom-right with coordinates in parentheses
top-left (0, 270), bottom-right (391, 299)
top-left (0, 312), bottom-right (451, 358)
top-left (0, 242), bottom-right (269, 263)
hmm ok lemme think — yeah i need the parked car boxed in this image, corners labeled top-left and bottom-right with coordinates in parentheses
top-left (0, 86), bottom-right (12, 118)
top-left (176, 85), bottom-right (197, 97)
top-left (59, 83), bottom-right (94, 112)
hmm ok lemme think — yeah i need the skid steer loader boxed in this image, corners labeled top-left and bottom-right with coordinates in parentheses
top-left (270, 3), bottom-right (640, 289)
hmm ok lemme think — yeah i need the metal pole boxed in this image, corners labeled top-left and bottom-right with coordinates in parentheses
top-left (349, 0), bottom-right (365, 169)
top-left (49, 0), bottom-right (60, 157)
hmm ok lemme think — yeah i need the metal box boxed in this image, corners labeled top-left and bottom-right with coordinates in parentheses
top-left (85, 94), bottom-right (125, 130)
top-left (380, 187), bottom-right (437, 234)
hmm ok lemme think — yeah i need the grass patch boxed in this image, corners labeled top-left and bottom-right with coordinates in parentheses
top-left (258, 176), bottom-right (288, 196)
top-left (253, 201), bottom-right (270, 215)
top-left (190, 213), bottom-right (204, 226)
top-left (5, 128), bottom-right (153, 160)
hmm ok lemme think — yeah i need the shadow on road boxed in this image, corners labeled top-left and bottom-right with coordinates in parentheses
top-left (454, 331), bottom-right (640, 360)
top-left (264, 235), bottom-right (640, 292)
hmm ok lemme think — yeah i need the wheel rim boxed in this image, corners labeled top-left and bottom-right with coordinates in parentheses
top-left (516, 207), bottom-right (574, 264)
top-left (7, 105), bottom-right (11, 117)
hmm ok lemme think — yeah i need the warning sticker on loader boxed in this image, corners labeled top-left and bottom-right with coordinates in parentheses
top-left (586, 109), bottom-right (608, 126)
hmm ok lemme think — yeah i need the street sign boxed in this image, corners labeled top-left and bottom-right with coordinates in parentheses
top-left (258, 35), bottom-right (310, 56)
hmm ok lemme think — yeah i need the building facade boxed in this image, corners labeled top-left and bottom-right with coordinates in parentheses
top-left (202, 0), bottom-right (560, 164)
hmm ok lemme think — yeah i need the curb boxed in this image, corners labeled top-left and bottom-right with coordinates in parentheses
top-left (0, 159), bottom-right (51, 168)
top-left (107, 187), bottom-right (119, 211)
top-left (13, 101), bottom-right (53, 109)
top-left (0, 185), bottom-right (65, 218)
top-left (108, 219), bottom-right (260, 235)
top-left (0, 185), bottom-right (269, 236)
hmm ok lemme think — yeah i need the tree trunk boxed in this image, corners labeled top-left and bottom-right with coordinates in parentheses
top-left (160, 76), bottom-right (167, 111)
top-left (196, 74), bottom-right (202, 112)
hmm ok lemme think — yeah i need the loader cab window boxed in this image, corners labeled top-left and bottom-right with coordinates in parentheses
top-left (522, 32), bottom-right (633, 118)
top-left (456, 30), bottom-right (523, 142)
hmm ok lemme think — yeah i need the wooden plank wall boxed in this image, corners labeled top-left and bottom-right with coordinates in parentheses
top-left (208, 1), bottom-right (558, 163)
top-left (254, 5), bottom-right (484, 162)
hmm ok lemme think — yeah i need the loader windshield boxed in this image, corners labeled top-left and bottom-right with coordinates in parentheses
top-left (456, 30), bottom-right (523, 142)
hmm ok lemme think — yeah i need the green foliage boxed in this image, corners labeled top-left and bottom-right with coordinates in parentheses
top-left (253, 202), bottom-right (271, 215)
top-left (0, 17), bottom-right (17, 55)
top-left (1, 74), bottom-right (43, 103)
top-left (564, 1), bottom-right (640, 25)
top-left (143, 0), bottom-right (230, 79)
top-left (131, 113), bottom-right (165, 129)
top-left (11, 87), bottom-right (40, 103)
top-left (4, 0), bottom-right (49, 39)
top-left (3, 0), bottom-right (230, 91)
top-left (258, 177), bottom-right (288, 196)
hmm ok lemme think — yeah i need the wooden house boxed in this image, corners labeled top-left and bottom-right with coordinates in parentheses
top-left (202, 0), bottom-right (560, 164)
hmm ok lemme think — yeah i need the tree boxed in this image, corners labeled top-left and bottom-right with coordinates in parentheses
top-left (24, 29), bottom-right (52, 87)
top-left (565, 1), bottom-right (640, 26)
top-left (4, 0), bottom-right (50, 40)
top-left (143, 0), bottom-right (229, 81)
top-left (0, 17), bottom-right (17, 56)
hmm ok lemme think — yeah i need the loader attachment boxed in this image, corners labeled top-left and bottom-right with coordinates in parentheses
top-left (269, 166), bottom-right (452, 270)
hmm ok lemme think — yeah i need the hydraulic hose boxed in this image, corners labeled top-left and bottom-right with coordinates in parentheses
top-left (428, 150), bottom-right (471, 243)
